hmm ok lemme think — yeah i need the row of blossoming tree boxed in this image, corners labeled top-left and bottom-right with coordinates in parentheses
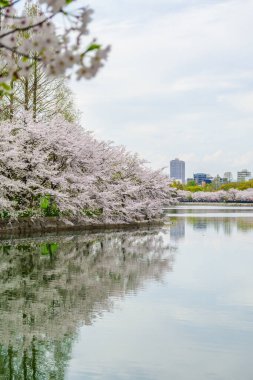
top-left (177, 189), bottom-right (253, 203)
top-left (0, 113), bottom-right (176, 221)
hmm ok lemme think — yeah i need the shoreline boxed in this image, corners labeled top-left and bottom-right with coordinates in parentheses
top-left (0, 217), bottom-right (165, 237)
top-left (2, 202), bottom-right (252, 236)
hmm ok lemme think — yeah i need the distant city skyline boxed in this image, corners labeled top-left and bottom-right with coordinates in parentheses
top-left (170, 157), bottom-right (253, 182)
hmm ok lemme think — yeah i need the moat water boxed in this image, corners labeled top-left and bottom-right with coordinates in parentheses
top-left (0, 205), bottom-right (253, 379)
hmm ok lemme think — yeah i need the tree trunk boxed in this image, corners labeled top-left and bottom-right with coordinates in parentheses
top-left (9, 80), bottom-right (14, 120)
top-left (33, 57), bottom-right (38, 121)
top-left (24, 78), bottom-right (29, 111)
top-left (8, 345), bottom-right (13, 380)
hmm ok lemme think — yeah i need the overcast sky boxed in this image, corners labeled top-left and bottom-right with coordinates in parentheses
top-left (71, 0), bottom-right (253, 179)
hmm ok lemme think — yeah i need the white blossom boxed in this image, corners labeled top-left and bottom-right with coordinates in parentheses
top-left (0, 1), bottom-right (110, 85)
top-left (0, 113), bottom-right (175, 221)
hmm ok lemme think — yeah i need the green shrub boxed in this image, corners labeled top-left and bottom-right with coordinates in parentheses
top-left (82, 208), bottom-right (103, 218)
top-left (40, 195), bottom-right (60, 217)
top-left (40, 242), bottom-right (59, 256)
top-left (0, 210), bottom-right (10, 219)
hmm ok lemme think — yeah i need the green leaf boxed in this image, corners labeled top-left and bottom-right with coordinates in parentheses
top-left (40, 243), bottom-right (59, 256)
top-left (40, 195), bottom-right (50, 209)
top-left (84, 43), bottom-right (101, 54)
top-left (40, 244), bottom-right (49, 255)
top-left (0, 0), bottom-right (10, 7)
top-left (0, 82), bottom-right (11, 91)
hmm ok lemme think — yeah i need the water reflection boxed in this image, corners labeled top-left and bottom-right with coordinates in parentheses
top-left (169, 215), bottom-right (253, 238)
top-left (0, 229), bottom-right (174, 379)
top-left (166, 205), bottom-right (253, 213)
top-left (170, 219), bottom-right (185, 242)
top-left (192, 220), bottom-right (208, 231)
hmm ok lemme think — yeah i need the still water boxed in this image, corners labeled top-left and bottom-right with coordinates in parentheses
top-left (1, 205), bottom-right (253, 379)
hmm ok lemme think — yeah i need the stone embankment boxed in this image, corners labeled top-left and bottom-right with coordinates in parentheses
top-left (0, 217), bottom-right (164, 236)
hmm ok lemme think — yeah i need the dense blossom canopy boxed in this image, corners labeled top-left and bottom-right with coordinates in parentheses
top-left (0, 113), bottom-right (175, 221)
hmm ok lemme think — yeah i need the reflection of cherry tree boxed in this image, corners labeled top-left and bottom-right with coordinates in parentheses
top-left (183, 216), bottom-right (253, 234)
top-left (0, 229), bottom-right (174, 378)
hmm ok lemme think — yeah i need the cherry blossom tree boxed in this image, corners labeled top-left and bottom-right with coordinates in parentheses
top-left (0, 2), bottom-right (80, 120)
top-left (0, 0), bottom-right (110, 96)
top-left (0, 112), bottom-right (175, 221)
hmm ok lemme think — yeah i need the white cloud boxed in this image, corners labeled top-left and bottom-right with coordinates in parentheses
top-left (232, 152), bottom-right (253, 169)
top-left (178, 153), bottom-right (198, 162)
top-left (218, 91), bottom-right (253, 113)
top-left (203, 150), bottom-right (224, 163)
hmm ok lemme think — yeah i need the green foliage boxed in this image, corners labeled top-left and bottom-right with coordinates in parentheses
top-left (55, 82), bottom-right (80, 123)
top-left (111, 171), bottom-right (123, 180)
top-left (171, 181), bottom-right (184, 190)
top-left (0, 85), bottom-right (10, 98)
top-left (82, 208), bottom-right (103, 217)
top-left (171, 181), bottom-right (204, 192)
top-left (203, 183), bottom-right (215, 192)
top-left (0, 82), bottom-right (11, 91)
top-left (0, 0), bottom-right (10, 7)
top-left (109, 272), bottom-right (121, 281)
top-left (0, 211), bottom-right (10, 219)
top-left (40, 243), bottom-right (59, 256)
top-left (221, 180), bottom-right (253, 191)
top-left (17, 209), bottom-right (36, 218)
top-left (174, 179), bottom-right (253, 193)
top-left (84, 43), bottom-right (101, 55)
top-left (40, 195), bottom-right (60, 217)
top-left (185, 185), bottom-right (204, 192)
top-left (40, 195), bottom-right (50, 209)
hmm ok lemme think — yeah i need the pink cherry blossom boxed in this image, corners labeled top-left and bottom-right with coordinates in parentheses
top-left (0, 112), bottom-right (175, 221)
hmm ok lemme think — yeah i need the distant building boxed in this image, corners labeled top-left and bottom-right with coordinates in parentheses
top-left (170, 158), bottom-right (185, 184)
top-left (224, 172), bottom-right (233, 182)
top-left (212, 175), bottom-right (223, 189)
top-left (237, 169), bottom-right (251, 182)
top-left (220, 178), bottom-right (228, 184)
top-left (193, 173), bottom-right (212, 185)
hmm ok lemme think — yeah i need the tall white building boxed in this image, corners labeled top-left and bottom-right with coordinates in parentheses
top-left (237, 169), bottom-right (251, 182)
top-left (170, 158), bottom-right (185, 184)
